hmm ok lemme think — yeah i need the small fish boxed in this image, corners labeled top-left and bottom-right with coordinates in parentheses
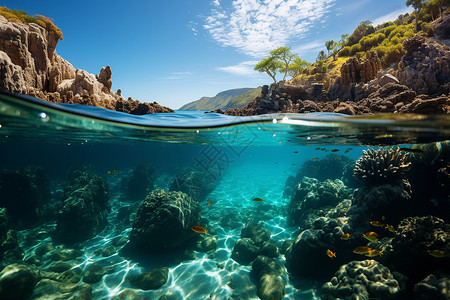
top-left (375, 134), bottom-right (393, 139)
top-left (293, 151), bottom-right (299, 153)
top-left (326, 249), bottom-right (336, 258)
top-left (365, 249), bottom-right (383, 257)
top-left (191, 226), bottom-right (208, 233)
top-left (370, 221), bottom-right (385, 227)
top-left (363, 232), bottom-right (379, 242)
top-left (107, 170), bottom-right (118, 175)
top-left (315, 147), bottom-right (321, 150)
top-left (207, 200), bottom-right (210, 206)
top-left (353, 246), bottom-right (372, 254)
top-left (428, 250), bottom-right (450, 258)
top-left (312, 157), bottom-right (319, 160)
top-left (335, 157), bottom-right (341, 160)
top-left (105, 131), bottom-right (115, 136)
top-left (385, 224), bottom-right (396, 233)
top-left (381, 216), bottom-right (386, 221)
top-left (331, 149), bottom-right (339, 152)
top-left (253, 197), bottom-right (265, 202)
top-left (340, 233), bottom-right (350, 240)
top-left (399, 147), bottom-right (425, 154)
top-left (344, 149), bottom-right (350, 153)
top-left (291, 163), bottom-right (296, 165)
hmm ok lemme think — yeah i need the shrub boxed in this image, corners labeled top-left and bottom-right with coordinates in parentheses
top-left (339, 46), bottom-right (351, 57)
top-left (360, 33), bottom-right (385, 50)
top-left (380, 44), bottom-right (404, 67)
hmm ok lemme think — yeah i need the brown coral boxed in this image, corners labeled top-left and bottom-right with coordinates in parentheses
top-left (353, 148), bottom-right (411, 184)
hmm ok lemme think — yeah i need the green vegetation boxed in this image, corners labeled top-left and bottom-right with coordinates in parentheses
top-left (0, 6), bottom-right (63, 40)
top-left (179, 87), bottom-right (262, 111)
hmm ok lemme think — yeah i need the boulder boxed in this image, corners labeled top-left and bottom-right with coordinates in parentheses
top-left (380, 74), bottom-right (399, 86)
top-left (241, 219), bottom-right (271, 246)
top-left (252, 256), bottom-right (286, 300)
top-left (55, 171), bottom-right (110, 243)
top-left (129, 190), bottom-right (201, 250)
top-left (0, 263), bottom-right (39, 299)
top-left (231, 238), bottom-right (259, 264)
top-left (127, 267), bottom-right (169, 290)
top-left (340, 51), bottom-right (381, 85)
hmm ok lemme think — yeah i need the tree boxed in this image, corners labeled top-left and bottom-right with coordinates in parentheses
top-left (270, 46), bottom-right (298, 81)
top-left (406, 0), bottom-right (425, 32)
top-left (338, 34), bottom-right (349, 48)
top-left (325, 40), bottom-right (336, 57)
top-left (316, 50), bottom-right (327, 62)
top-left (254, 56), bottom-right (283, 84)
top-left (288, 57), bottom-right (310, 78)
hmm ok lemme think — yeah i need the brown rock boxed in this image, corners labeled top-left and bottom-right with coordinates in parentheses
top-left (334, 102), bottom-right (356, 115)
top-left (340, 51), bottom-right (381, 85)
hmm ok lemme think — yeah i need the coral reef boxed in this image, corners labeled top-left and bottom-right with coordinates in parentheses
top-left (321, 260), bottom-right (400, 299)
top-left (414, 273), bottom-right (450, 300)
top-left (55, 171), bottom-right (110, 243)
top-left (288, 177), bottom-right (352, 228)
top-left (122, 163), bottom-right (155, 201)
top-left (129, 189), bottom-right (201, 250)
top-left (296, 154), bottom-right (355, 182)
top-left (353, 148), bottom-right (411, 184)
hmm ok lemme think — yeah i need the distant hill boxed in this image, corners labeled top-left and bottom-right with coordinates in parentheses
top-left (180, 87), bottom-right (261, 111)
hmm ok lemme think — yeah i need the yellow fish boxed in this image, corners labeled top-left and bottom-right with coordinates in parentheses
top-left (253, 197), bottom-right (265, 202)
top-left (385, 224), bottom-right (396, 233)
top-left (331, 149), bottom-right (339, 152)
top-left (207, 200), bottom-right (210, 206)
top-left (370, 221), bottom-right (384, 227)
top-left (428, 250), bottom-right (450, 258)
top-left (353, 246), bottom-right (372, 254)
top-left (107, 170), bottom-right (118, 175)
top-left (365, 249), bottom-right (383, 257)
top-left (340, 233), bottom-right (350, 240)
top-left (191, 226), bottom-right (208, 233)
top-left (363, 232), bottom-right (379, 242)
top-left (326, 249), bottom-right (336, 258)
top-left (312, 157), bottom-right (319, 160)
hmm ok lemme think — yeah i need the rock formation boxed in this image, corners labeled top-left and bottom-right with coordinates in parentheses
top-left (0, 16), bottom-right (173, 114)
top-left (340, 51), bottom-right (382, 85)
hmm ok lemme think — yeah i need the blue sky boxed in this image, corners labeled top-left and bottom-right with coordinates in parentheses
top-left (4, 0), bottom-right (411, 108)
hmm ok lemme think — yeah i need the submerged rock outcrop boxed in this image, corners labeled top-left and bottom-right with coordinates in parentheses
top-left (0, 16), bottom-right (173, 114)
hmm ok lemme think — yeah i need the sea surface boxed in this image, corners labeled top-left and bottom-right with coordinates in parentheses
top-left (0, 92), bottom-right (449, 299)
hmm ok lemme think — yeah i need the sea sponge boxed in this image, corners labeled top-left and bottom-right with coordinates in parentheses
top-left (353, 148), bottom-right (411, 184)
top-left (321, 260), bottom-right (400, 299)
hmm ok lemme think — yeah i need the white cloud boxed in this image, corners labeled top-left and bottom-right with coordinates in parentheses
top-left (217, 60), bottom-right (259, 75)
top-left (204, 0), bottom-right (335, 57)
top-left (293, 41), bottom-right (323, 54)
top-left (213, 0), bottom-right (221, 7)
top-left (372, 7), bottom-right (413, 26)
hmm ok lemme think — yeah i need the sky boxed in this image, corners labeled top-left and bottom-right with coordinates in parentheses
top-left (3, 0), bottom-right (412, 108)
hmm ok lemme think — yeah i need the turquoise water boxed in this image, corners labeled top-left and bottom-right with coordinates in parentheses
top-left (0, 92), bottom-right (449, 299)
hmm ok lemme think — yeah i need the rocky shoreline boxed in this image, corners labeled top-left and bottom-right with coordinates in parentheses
top-left (217, 32), bottom-right (450, 116)
top-left (0, 16), bottom-right (173, 115)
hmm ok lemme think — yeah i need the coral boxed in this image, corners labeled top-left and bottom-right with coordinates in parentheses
top-left (321, 260), bottom-right (400, 299)
top-left (353, 148), bottom-right (411, 184)
top-left (129, 189), bottom-right (201, 250)
top-left (55, 171), bottom-right (110, 243)
top-left (414, 273), bottom-right (450, 300)
top-left (296, 154), bottom-right (355, 182)
top-left (288, 177), bottom-right (353, 228)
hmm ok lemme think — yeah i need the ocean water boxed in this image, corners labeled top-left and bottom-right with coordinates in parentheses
top-left (0, 92), bottom-right (449, 300)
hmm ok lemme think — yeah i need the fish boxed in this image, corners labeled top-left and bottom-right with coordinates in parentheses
top-left (370, 221), bottom-right (385, 227)
top-left (105, 131), bottom-right (115, 136)
top-left (353, 246), bottom-right (372, 254)
top-left (293, 151), bottom-right (299, 153)
top-left (428, 250), bottom-right (450, 258)
top-left (107, 170), bottom-right (118, 175)
top-left (399, 147), bottom-right (425, 154)
top-left (375, 134), bottom-right (393, 139)
top-left (331, 149), bottom-right (339, 152)
top-left (385, 224), bottom-right (396, 233)
top-left (291, 163), bottom-right (296, 165)
top-left (365, 249), bottom-right (383, 257)
top-left (191, 226), bottom-right (208, 233)
top-left (315, 147), bottom-right (321, 150)
top-left (312, 157), bottom-right (319, 160)
top-left (326, 249), bottom-right (336, 258)
top-left (340, 233), bottom-right (350, 240)
top-left (207, 200), bottom-right (210, 206)
top-left (363, 232), bottom-right (379, 242)
top-left (253, 197), bottom-right (265, 202)
top-left (344, 149), bottom-right (349, 153)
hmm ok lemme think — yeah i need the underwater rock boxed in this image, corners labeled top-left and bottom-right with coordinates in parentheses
top-left (30, 278), bottom-right (92, 300)
top-left (56, 268), bottom-right (82, 284)
top-left (259, 242), bottom-right (279, 258)
top-left (82, 263), bottom-right (106, 284)
top-left (196, 235), bottom-right (218, 253)
top-left (0, 208), bottom-right (19, 263)
top-left (45, 261), bottom-right (78, 273)
top-left (288, 177), bottom-right (352, 228)
top-left (129, 189), bottom-right (201, 250)
top-left (414, 273), bottom-right (450, 300)
top-left (0, 263), bottom-right (39, 299)
top-left (111, 288), bottom-right (148, 300)
top-left (123, 163), bottom-right (155, 201)
top-left (321, 260), bottom-right (400, 299)
top-left (231, 238), bottom-right (260, 265)
top-left (241, 219), bottom-right (271, 246)
top-left (252, 255), bottom-right (286, 300)
top-left (169, 169), bottom-right (217, 202)
top-left (296, 154), bottom-right (355, 182)
top-left (386, 216), bottom-right (450, 280)
top-left (0, 166), bottom-right (51, 227)
top-left (127, 267), bottom-right (169, 290)
top-left (102, 245), bottom-right (117, 257)
top-left (49, 248), bottom-right (83, 262)
top-left (55, 171), bottom-right (110, 243)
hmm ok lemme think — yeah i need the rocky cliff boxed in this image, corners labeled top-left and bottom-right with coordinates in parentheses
top-left (0, 15), bottom-right (173, 114)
